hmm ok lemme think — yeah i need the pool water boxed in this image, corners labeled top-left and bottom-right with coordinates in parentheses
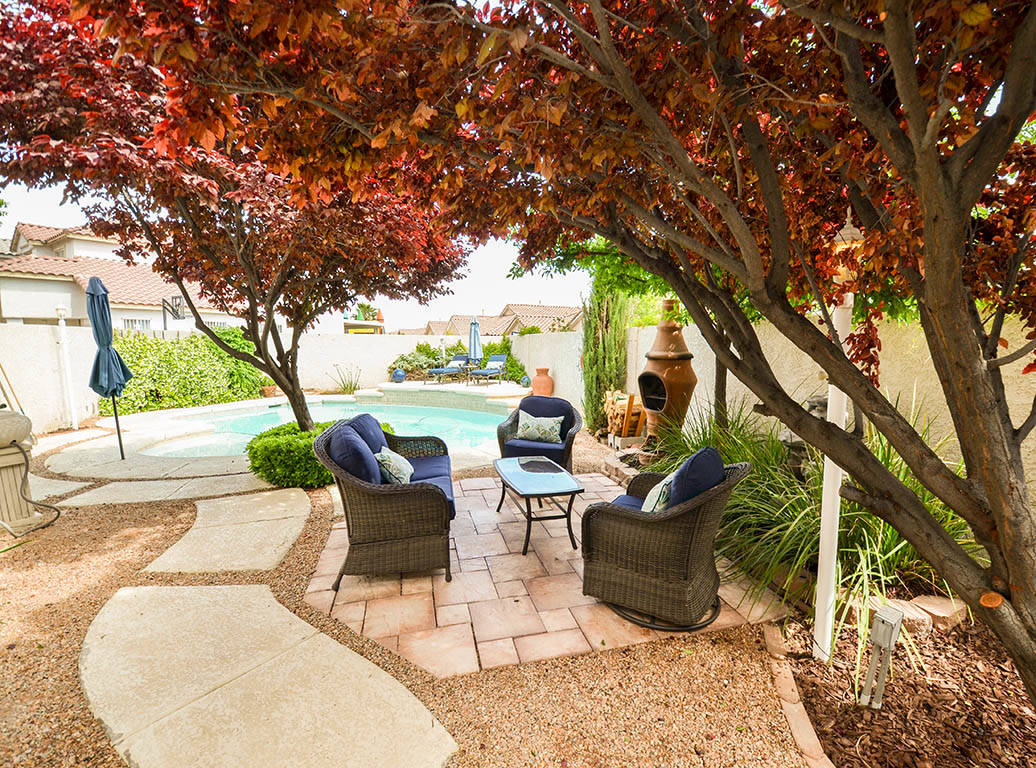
top-left (140, 402), bottom-right (503, 458)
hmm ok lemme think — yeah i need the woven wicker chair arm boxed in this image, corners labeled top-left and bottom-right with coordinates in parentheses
top-left (385, 433), bottom-right (448, 458)
top-left (627, 472), bottom-right (667, 499)
top-left (497, 409), bottom-right (519, 451)
top-left (562, 410), bottom-right (582, 451)
top-left (326, 465), bottom-right (450, 542)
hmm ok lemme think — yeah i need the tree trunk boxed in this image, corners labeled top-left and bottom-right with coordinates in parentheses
top-left (714, 356), bottom-right (728, 431)
top-left (279, 374), bottom-right (314, 432)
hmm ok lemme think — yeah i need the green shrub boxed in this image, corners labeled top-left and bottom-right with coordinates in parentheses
top-left (247, 419), bottom-right (394, 488)
top-left (517, 326), bottom-right (542, 335)
top-left (387, 340), bottom-right (467, 378)
top-left (582, 273), bottom-right (629, 432)
top-left (101, 328), bottom-right (272, 415)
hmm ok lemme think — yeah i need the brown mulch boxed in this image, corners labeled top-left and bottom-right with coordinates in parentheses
top-left (785, 620), bottom-right (1036, 768)
top-left (1, 479), bottom-right (801, 768)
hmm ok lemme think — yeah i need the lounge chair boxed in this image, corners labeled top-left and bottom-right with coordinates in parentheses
top-left (469, 354), bottom-right (507, 384)
top-left (580, 448), bottom-right (750, 630)
top-left (313, 414), bottom-right (455, 581)
top-left (426, 354), bottom-right (469, 383)
top-left (497, 395), bottom-right (582, 471)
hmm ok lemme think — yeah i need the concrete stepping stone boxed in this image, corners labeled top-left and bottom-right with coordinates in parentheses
top-left (59, 473), bottom-right (269, 507)
top-left (47, 437), bottom-right (251, 480)
top-left (27, 473), bottom-right (89, 500)
top-left (32, 428), bottom-right (108, 454)
top-left (145, 489), bottom-right (309, 573)
top-left (81, 585), bottom-right (456, 768)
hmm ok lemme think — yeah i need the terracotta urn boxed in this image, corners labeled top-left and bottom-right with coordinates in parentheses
top-left (637, 300), bottom-right (697, 437)
top-left (531, 367), bottom-right (554, 396)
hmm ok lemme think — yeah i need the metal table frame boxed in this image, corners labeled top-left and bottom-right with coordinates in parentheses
top-left (494, 459), bottom-right (584, 555)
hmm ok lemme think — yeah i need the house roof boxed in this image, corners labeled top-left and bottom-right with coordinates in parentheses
top-left (445, 313), bottom-right (516, 336)
top-left (511, 310), bottom-right (582, 331)
top-left (12, 221), bottom-right (104, 248)
top-left (501, 303), bottom-right (580, 317)
top-left (426, 320), bottom-right (450, 335)
top-left (397, 327), bottom-right (429, 335)
top-left (0, 252), bottom-right (219, 310)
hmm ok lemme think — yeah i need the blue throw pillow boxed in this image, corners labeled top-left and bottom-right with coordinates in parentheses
top-left (348, 413), bottom-right (388, 454)
top-left (669, 447), bottom-right (725, 507)
top-left (327, 424), bottom-right (381, 485)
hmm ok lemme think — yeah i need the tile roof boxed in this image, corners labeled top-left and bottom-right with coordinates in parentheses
top-left (12, 222), bottom-right (100, 247)
top-left (512, 310), bottom-right (582, 331)
top-left (0, 252), bottom-right (219, 310)
top-left (446, 313), bottom-right (516, 336)
top-left (501, 303), bottom-right (581, 317)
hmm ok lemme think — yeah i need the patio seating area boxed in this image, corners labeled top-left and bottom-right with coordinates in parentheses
top-left (304, 472), bottom-right (787, 677)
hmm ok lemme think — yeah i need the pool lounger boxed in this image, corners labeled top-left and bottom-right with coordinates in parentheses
top-left (426, 354), bottom-right (469, 384)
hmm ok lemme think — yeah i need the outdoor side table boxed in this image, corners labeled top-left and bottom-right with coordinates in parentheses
top-left (493, 456), bottom-right (583, 554)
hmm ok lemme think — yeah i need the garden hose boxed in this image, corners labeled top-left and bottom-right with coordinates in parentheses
top-left (0, 440), bottom-right (61, 538)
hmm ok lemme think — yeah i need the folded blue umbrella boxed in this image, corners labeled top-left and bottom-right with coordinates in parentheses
top-left (86, 277), bottom-right (133, 459)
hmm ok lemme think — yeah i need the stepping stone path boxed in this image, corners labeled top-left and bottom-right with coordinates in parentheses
top-left (27, 472), bottom-right (89, 500)
top-left (59, 473), bottom-right (269, 507)
top-left (146, 489), bottom-right (309, 572)
top-left (81, 585), bottom-right (456, 768)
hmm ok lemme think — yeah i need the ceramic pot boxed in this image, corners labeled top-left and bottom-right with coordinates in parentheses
top-left (391, 368), bottom-right (406, 383)
top-left (637, 299), bottom-right (697, 436)
top-left (0, 411), bottom-right (32, 445)
top-left (531, 367), bottom-right (554, 396)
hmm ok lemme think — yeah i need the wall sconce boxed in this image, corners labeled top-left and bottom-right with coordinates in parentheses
top-left (859, 604), bottom-right (903, 709)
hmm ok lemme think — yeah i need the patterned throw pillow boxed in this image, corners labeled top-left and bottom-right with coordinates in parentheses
top-left (515, 410), bottom-right (565, 443)
top-left (486, 359), bottom-right (504, 370)
top-left (375, 447), bottom-right (414, 485)
top-left (642, 470), bottom-right (677, 513)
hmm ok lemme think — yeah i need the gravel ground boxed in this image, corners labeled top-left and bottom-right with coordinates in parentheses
top-left (1, 481), bottom-right (801, 768)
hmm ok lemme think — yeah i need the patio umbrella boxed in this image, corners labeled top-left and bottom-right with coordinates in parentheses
top-left (86, 277), bottom-right (132, 460)
top-left (468, 316), bottom-right (483, 364)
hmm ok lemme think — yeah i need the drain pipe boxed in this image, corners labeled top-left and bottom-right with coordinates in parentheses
top-left (55, 305), bottom-right (79, 430)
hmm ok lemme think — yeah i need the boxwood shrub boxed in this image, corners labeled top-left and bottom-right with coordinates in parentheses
top-left (247, 419), bottom-right (394, 489)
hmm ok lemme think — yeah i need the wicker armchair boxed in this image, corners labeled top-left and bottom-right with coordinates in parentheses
top-left (497, 395), bottom-right (582, 471)
top-left (581, 462), bottom-right (751, 630)
top-left (313, 418), bottom-right (454, 583)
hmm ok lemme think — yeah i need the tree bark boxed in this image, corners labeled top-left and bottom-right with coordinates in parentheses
top-left (713, 356), bottom-right (728, 431)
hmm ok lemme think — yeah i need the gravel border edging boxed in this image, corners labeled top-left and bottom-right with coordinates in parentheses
top-left (762, 623), bottom-right (836, 768)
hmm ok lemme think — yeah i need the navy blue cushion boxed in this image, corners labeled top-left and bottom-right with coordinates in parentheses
top-left (415, 475), bottom-right (456, 519)
top-left (348, 413), bottom-right (388, 454)
top-left (503, 438), bottom-right (565, 464)
top-left (517, 396), bottom-right (575, 439)
top-left (409, 454), bottom-right (451, 482)
top-left (327, 425), bottom-right (381, 485)
top-left (611, 494), bottom-right (645, 511)
top-left (669, 447), bottom-right (725, 507)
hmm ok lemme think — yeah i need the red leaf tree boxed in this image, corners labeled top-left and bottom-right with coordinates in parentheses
top-left (0, 1), bottom-right (467, 430)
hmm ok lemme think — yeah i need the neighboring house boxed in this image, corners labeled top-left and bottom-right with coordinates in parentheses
top-left (403, 304), bottom-right (583, 336)
top-left (1, 222), bottom-right (238, 330)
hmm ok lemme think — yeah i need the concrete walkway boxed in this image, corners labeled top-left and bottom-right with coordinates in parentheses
top-left (146, 489), bottom-right (310, 573)
top-left (80, 585), bottom-right (457, 768)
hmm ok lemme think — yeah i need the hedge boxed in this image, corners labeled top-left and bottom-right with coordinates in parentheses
top-left (100, 327), bottom-right (271, 415)
top-left (247, 420), bottom-right (394, 488)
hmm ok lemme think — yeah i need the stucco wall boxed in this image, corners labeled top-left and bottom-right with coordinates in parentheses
top-left (511, 331), bottom-right (584, 409)
top-left (0, 277), bottom-right (85, 320)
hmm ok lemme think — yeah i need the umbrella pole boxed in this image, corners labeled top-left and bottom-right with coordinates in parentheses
top-left (111, 396), bottom-right (126, 460)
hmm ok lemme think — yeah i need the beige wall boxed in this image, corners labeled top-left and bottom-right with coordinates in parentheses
top-left (511, 331), bottom-right (583, 409)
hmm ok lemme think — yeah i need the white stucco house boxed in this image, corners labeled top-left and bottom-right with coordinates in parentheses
top-left (1, 222), bottom-right (239, 330)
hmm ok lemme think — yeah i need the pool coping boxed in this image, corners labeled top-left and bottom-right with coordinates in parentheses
top-left (55, 390), bottom-right (516, 480)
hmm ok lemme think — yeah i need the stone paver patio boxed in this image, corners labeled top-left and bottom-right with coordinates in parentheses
top-left (306, 473), bottom-right (787, 677)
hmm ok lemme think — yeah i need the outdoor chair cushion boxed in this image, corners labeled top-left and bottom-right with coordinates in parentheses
top-left (643, 469), bottom-right (677, 513)
top-left (517, 395), bottom-right (577, 438)
top-left (416, 475), bottom-right (457, 519)
top-left (408, 454), bottom-right (452, 482)
top-left (503, 438), bottom-right (566, 464)
top-left (348, 413), bottom-right (388, 454)
top-left (669, 447), bottom-right (725, 507)
top-left (429, 355), bottom-right (469, 375)
top-left (610, 494), bottom-right (645, 511)
top-left (516, 411), bottom-right (565, 443)
top-left (375, 447), bottom-right (414, 484)
top-left (327, 425), bottom-right (381, 485)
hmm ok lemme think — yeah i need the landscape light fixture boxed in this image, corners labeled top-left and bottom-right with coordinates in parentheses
top-left (858, 604), bottom-right (904, 710)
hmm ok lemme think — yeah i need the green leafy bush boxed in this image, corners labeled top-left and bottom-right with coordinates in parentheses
top-left (517, 326), bottom-right (542, 335)
top-left (582, 273), bottom-right (629, 432)
top-left (247, 419), bottom-right (395, 488)
top-left (101, 328), bottom-right (272, 415)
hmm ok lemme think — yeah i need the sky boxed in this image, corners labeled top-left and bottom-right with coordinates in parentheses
top-left (0, 183), bottom-right (592, 331)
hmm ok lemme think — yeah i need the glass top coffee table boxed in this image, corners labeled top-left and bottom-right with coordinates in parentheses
top-left (493, 456), bottom-right (584, 555)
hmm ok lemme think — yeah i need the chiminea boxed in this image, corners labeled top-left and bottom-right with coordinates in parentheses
top-left (638, 299), bottom-right (697, 437)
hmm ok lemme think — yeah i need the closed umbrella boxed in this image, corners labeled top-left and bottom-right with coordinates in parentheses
top-left (86, 277), bottom-right (132, 460)
top-left (468, 316), bottom-right (483, 365)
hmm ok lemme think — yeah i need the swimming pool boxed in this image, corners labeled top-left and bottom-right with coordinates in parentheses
top-left (139, 401), bottom-right (503, 458)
